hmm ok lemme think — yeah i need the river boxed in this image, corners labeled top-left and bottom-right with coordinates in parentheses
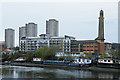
top-left (1, 65), bottom-right (120, 79)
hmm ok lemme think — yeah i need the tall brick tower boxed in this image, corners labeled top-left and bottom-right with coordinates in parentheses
top-left (95, 10), bottom-right (105, 53)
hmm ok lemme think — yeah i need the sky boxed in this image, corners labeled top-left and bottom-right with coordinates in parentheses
top-left (0, 0), bottom-right (119, 46)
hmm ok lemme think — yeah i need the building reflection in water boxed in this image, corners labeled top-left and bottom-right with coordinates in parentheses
top-left (2, 65), bottom-right (120, 79)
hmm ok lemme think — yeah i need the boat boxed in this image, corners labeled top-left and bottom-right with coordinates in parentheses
top-left (68, 58), bottom-right (92, 67)
top-left (32, 58), bottom-right (43, 64)
top-left (14, 57), bottom-right (26, 63)
top-left (97, 58), bottom-right (120, 68)
top-left (43, 60), bottom-right (70, 65)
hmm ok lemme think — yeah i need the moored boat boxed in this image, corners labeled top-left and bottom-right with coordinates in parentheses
top-left (97, 58), bottom-right (120, 69)
top-left (32, 58), bottom-right (43, 64)
top-left (43, 60), bottom-right (70, 65)
top-left (68, 58), bottom-right (92, 67)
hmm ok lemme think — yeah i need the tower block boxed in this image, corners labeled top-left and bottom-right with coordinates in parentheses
top-left (95, 10), bottom-right (105, 53)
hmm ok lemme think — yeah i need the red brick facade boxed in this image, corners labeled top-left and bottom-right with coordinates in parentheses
top-left (71, 40), bottom-right (105, 54)
top-left (0, 44), bottom-right (7, 51)
top-left (98, 42), bottom-right (105, 53)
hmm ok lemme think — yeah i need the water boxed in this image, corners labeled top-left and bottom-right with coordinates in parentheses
top-left (1, 65), bottom-right (120, 79)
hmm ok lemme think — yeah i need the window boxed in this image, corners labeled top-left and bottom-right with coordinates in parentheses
top-left (104, 60), bottom-right (106, 62)
top-left (87, 60), bottom-right (89, 62)
top-left (108, 60), bottom-right (110, 62)
top-left (79, 59), bottom-right (81, 62)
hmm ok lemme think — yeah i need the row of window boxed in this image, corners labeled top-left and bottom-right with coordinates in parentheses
top-left (72, 49), bottom-right (97, 51)
top-left (83, 50), bottom-right (97, 51)
top-left (83, 46), bottom-right (97, 48)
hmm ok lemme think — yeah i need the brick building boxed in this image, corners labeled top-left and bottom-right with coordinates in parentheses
top-left (71, 10), bottom-right (105, 54)
top-left (0, 41), bottom-right (7, 51)
top-left (71, 40), bottom-right (105, 54)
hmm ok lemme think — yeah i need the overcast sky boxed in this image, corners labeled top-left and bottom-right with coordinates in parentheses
top-left (0, 0), bottom-right (118, 46)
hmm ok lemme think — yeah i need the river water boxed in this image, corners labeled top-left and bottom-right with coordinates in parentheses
top-left (1, 65), bottom-right (120, 79)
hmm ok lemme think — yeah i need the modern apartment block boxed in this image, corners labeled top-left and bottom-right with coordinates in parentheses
top-left (46, 19), bottom-right (59, 37)
top-left (19, 34), bottom-right (75, 54)
top-left (19, 23), bottom-right (37, 38)
top-left (5, 28), bottom-right (15, 49)
top-left (19, 26), bottom-right (26, 40)
top-left (19, 23), bottom-right (37, 46)
top-left (26, 23), bottom-right (37, 37)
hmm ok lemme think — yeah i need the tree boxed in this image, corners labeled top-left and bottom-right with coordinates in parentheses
top-left (86, 53), bottom-right (92, 58)
top-left (25, 51), bottom-right (34, 62)
top-left (99, 53), bottom-right (108, 58)
top-left (34, 45), bottom-right (59, 60)
top-left (109, 50), bottom-right (120, 59)
top-left (10, 52), bottom-right (23, 61)
top-left (47, 45), bottom-right (59, 60)
top-left (2, 53), bottom-right (9, 61)
top-left (66, 54), bottom-right (74, 61)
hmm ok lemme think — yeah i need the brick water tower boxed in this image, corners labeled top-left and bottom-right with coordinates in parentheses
top-left (95, 10), bottom-right (105, 53)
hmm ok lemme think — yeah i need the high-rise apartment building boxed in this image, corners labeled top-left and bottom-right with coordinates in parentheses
top-left (19, 23), bottom-right (37, 39)
top-left (46, 19), bottom-right (59, 37)
top-left (19, 23), bottom-right (37, 46)
top-left (26, 23), bottom-right (37, 37)
top-left (19, 26), bottom-right (26, 40)
top-left (5, 28), bottom-right (15, 49)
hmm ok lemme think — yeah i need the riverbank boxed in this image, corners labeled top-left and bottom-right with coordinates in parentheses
top-left (2, 62), bottom-right (120, 72)
top-left (10, 62), bottom-right (89, 70)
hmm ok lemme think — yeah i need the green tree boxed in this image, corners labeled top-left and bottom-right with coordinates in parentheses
top-left (9, 52), bottom-right (23, 61)
top-left (97, 53), bottom-right (108, 58)
top-left (100, 53), bottom-right (108, 56)
top-left (35, 45), bottom-right (59, 60)
top-left (47, 45), bottom-right (59, 60)
top-left (2, 53), bottom-right (9, 61)
top-left (66, 54), bottom-right (74, 61)
top-left (24, 51), bottom-right (34, 62)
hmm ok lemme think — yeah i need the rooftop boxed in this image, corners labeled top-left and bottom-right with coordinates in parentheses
top-left (71, 40), bottom-right (98, 44)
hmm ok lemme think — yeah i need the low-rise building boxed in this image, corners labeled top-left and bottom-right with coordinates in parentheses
top-left (104, 42), bottom-right (120, 54)
top-left (111, 43), bottom-right (120, 50)
top-left (104, 42), bottom-right (112, 53)
top-left (71, 40), bottom-right (99, 54)
top-left (0, 41), bottom-right (7, 51)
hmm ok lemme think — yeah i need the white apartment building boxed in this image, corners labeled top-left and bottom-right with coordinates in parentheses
top-left (19, 34), bottom-right (75, 54)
